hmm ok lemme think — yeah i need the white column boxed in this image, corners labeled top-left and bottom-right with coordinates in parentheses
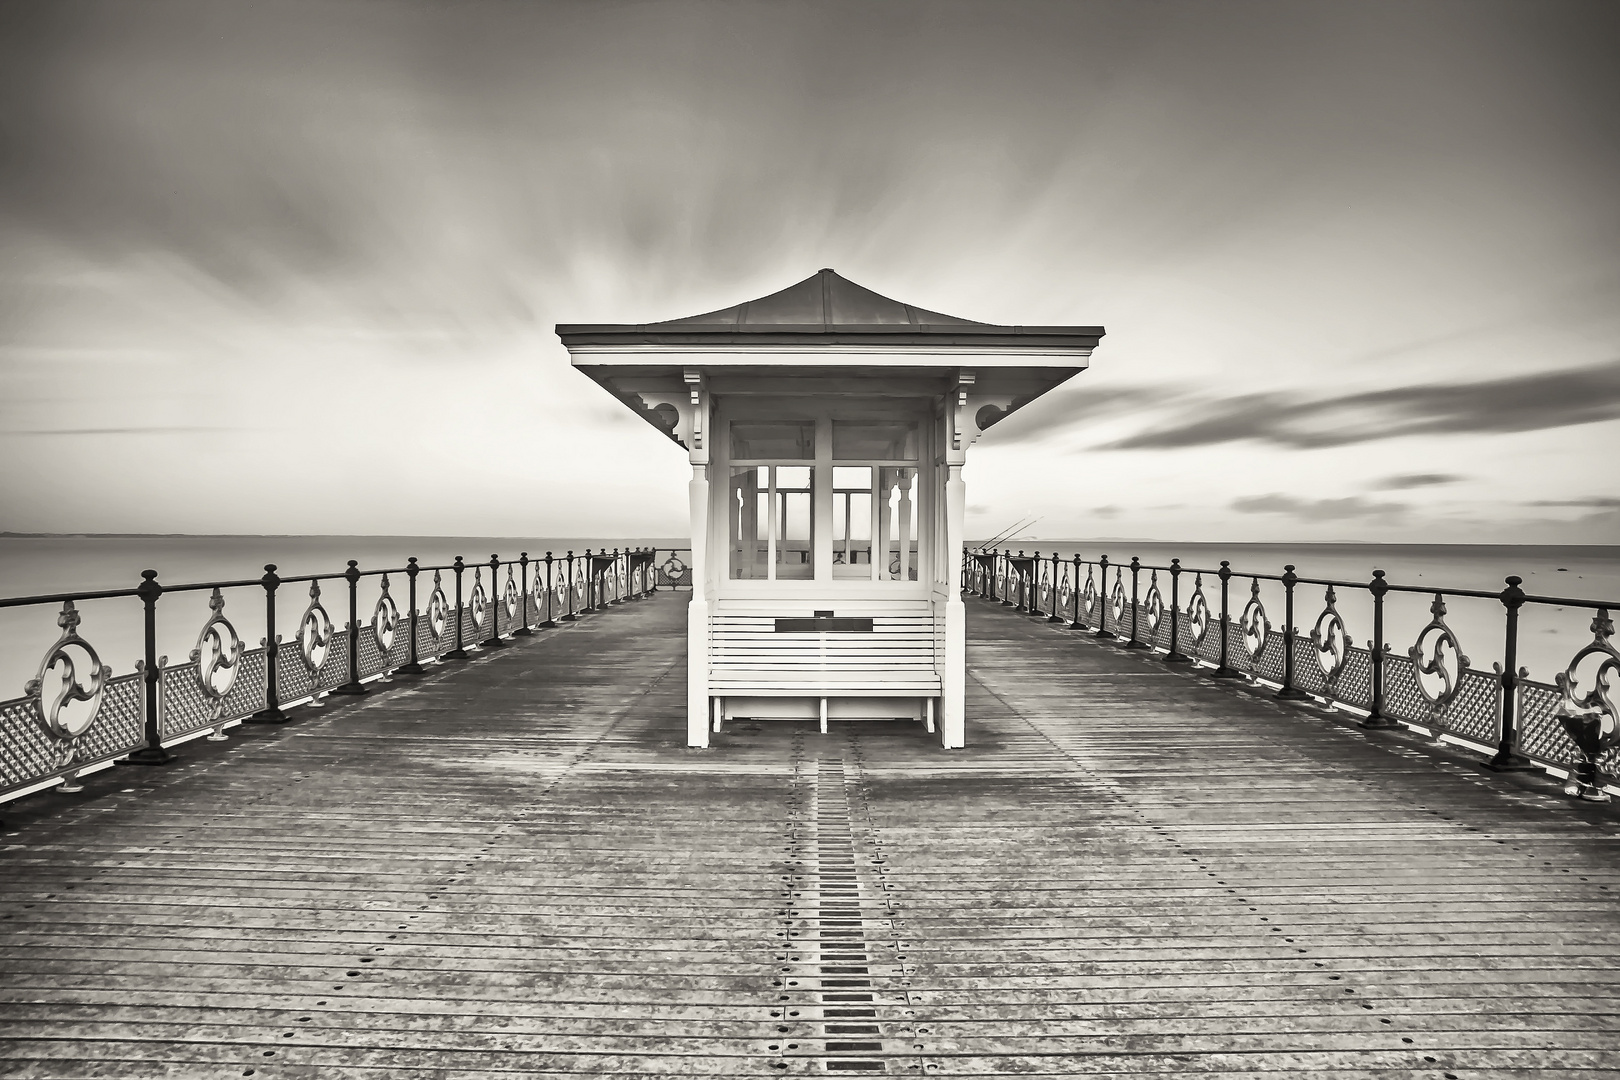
top-left (941, 464), bottom-right (967, 748)
top-left (687, 463), bottom-right (711, 748)
top-left (897, 468), bottom-right (914, 581)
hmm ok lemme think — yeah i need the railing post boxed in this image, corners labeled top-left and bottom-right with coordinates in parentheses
top-left (1276, 564), bottom-right (1308, 699)
top-left (125, 570), bottom-right (175, 764)
top-left (1068, 554), bottom-right (1085, 630)
top-left (563, 551), bottom-right (578, 621)
top-left (446, 556), bottom-right (469, 659)
top-left (582, 549), bottom-right (597, 614)
top-left (542, 553), bottom-right (557, 628)
top-left (484, 555), bottom-right (508, 648)
top-left (1046, 551), bottom-right (1063, 622)
top-left (1095, 555), bottom-right (1115, 638)
top-left (1359, 570), bottom-right (1394, 727)
top-left (1485, 576), bottom-right (1537, 771)
top-left (515, 553), bottom-right (534, 635)
top-left (1165, 558), bottom-right (1191, 663)
top-left (1000, 550), bottom-right (1013, 606)
top-left (398, 558), bottom-right (426, 674)
top-left (246, 564), bottom-right (287, 722)
top-left (1211, 560), bottom-right (1241, 678)
top-left (1125, 557), bottom-right (1148, 649)
top-left (333, 560), bottom-right (368, 695)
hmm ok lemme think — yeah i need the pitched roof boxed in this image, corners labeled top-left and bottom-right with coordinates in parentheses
top-left (556, 269), bottom-right (1103, 348)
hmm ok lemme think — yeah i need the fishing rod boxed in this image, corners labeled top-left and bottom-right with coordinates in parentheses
top-left (973, 516), bottom-right (1041, 553)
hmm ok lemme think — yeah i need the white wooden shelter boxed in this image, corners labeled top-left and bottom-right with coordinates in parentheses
top-left (558, 270), bottom-right (1102, 748)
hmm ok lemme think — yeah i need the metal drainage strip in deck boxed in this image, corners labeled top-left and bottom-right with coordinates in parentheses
top-left (772, 736), bottom-right (893, 1073)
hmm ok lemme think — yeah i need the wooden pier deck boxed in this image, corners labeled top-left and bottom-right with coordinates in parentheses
top-left (2, 593), bottom-right (1618, 1078)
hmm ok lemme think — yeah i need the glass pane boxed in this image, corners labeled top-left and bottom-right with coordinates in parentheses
top-left (832, 466), bottom-right (872, 579)
top-left (833, 420), bottom-right (918, 461)
top-left (879, 467), bottom-right (919, 581)
top-left (729, 465), bottom-right (768, 579)
top-left (732, 421), bottom-right (815, 460)
top-left (777, 485), bottom-right (813, 579)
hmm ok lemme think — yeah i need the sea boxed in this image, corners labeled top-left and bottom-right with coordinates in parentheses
top-left (0, 535), bottom-right (1615, 703)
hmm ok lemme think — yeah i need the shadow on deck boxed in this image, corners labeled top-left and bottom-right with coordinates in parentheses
top-left (2, 592), bottom-right (1618, 1077)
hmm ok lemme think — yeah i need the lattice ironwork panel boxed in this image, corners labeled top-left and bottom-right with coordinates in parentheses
top-left (275, 646), bottom-right (316, 701)
top-left (1171, 609), bottom-right (1193, 653)
top-left (317, 635), bottom-right (350, 691)
top-left (1255, 630), bottom-right (1285, 682)
top-left (1330, 645), bottom-right (1373, 711)
top-left (1518, 680), bottom-right (1578, 768)
top-left (160, 660), bottom-right (214, 738)
top-left (222, 647), bottom-right (267, 721)
top-left (1382, 653), bottom-right (1436, 727)
top-left (1445, 668), bottom-right (1500, 744)
top-left (1292, 636), bottom-right (1327, 696)
top-left (356, 629), bottom-right (386, 680)
top-left (385, 626), bottom-right (412, 669)
top-left (1, 672), bottom-right (146, 798)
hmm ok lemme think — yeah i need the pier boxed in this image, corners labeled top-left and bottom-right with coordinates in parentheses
top-left (3, 592), bottom-right (1617, 1077)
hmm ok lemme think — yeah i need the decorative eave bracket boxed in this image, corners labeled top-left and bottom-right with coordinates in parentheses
top-left (948, 369), bottom-right (1021, 464)
top-left (626, 368), bottom-right (709, 463)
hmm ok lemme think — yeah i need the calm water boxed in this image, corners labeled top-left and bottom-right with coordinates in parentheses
top-left (0, 535), bottom-right (1614, 704)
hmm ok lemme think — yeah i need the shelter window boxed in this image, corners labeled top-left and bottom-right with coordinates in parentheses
top-left (729, 420), bottom-right (815, 580)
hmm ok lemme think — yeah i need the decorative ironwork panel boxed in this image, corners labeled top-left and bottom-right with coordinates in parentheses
top-left (1081, 566), bottom-right (1098, 628)
top-left (222, 647), bottom-right (267, 720)
top-left (1257, 630), bottom-right (1286, 682)
top-left (356, 629), bottom-right (386, 680)
top-left (316, 634), bottom-right (349, 692)
top-left (1334, 645), bottom-right (1373, 712)
top-left (1143, 573), bottom-right (1164, 643)
top-left (0, 671), bottom-right (145, 797)
top-left (1444, 668), bottom-right (1499, 744)
top-left (1309, 588), bottom-right (1350, 686)
top-left (1187, 575), bottom-right (1212, 650)
top-left (1519, 680), bottom-right (1579, 767)
top-left (1407, 593), bottom-right (1469, 711)
top-left (160, 660), bottom-right (215, 738)
top-left (277, 645), bottom-right (315, 700)
top-left (657, 553), bottom-right (691, 587)
top-left (1292, 635), bottom-right (1327, 697)
top-left (1382, 653), bottom-right (1433, 726)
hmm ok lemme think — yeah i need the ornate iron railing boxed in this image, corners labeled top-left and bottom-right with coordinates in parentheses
top-left (967, 548), bottom-right (1620, 802)
top-left (1, 546), bottom-right (666, 804)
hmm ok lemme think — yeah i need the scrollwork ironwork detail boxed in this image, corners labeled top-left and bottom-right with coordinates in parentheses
top-left (1144, 571), bottom-right (1164, 638)
top-left (1239, 579), bottom-right (1270, 667)
top-left (25, 601), bottom-right (112, 765)
top-left (1310, 585), bottom-right (1350, 686)
top-left (1110, 567), bottom-right (1127, 625)
top-left (298, 581), bottom-right (334, 705)
top-left (427, 571), bottom-right (451, 652)
top-left (469, 568), bottom-right (487, 632)
top-left (1554, 608), bottom-right (1619, 801)
top-left (372, 574), bottom-right (401, 656)
top-left (502, 565), bottom-right (519, 620)
top-left (1187, 573), bottom-right (1212, 648)
top-left (190, 588), bottom-right (244, 730)
top-left (1082, 566), bottom-right (1098, 620)
top-left (1057, 566), bottom-right (1072, 614)
top-left (1408, 592), bottom-right (1469, 712)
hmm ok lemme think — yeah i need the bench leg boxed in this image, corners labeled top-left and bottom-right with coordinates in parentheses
top-left (925, 697), bottom-right (935, 734)
top-left (819, 697), bottom-right (828, 735)
top-left (711, 696), bottom-right (724, 734)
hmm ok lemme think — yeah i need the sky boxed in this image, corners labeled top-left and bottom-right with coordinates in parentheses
top-left (2, 0), bottom-right (1617, 544)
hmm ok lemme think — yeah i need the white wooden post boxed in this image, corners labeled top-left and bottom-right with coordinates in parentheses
top-left (941, 463), bottom-right (967, 748)
top-left (687, 462), bottom-right (711, 748)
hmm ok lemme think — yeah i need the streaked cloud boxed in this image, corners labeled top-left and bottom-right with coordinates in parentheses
top-left (1232, 494), bottom-right (1408, 522)
top-left (1101, 361), bottom-right (1620, 450)
top-left (1370, 473), bottom-right (1465, 490)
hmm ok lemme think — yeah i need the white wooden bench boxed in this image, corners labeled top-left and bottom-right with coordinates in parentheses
top-left (708, 612), bottom-right (941, 733)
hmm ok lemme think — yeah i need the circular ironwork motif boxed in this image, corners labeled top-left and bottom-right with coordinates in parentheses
top-left (1082, 567), bottom-right (1098, 618)
top-left (26, 601), bottom-right (111, 743)
top-left (299, 582), bottom-right (334, 675)
top-left (468, 571), bottom-right (487, 631)
top-left (503, 567), bottom-right (519, 620)
top-left (373, 575), bottom-right (401, 655)
top-left (1110, 570), bottom-right (1127, 625)
top-left (1310, 586), bottom-right (1350, 683)
top-left (427, 573), bottom-right (451, 645)
top-left (1239, 580), bottom-right (1270, 663)
top-left (1057, 568), bottom-right (1073, 614)
top-left (1144, 572), bottom-right (1164, 638)
top-left (661, 554), bottom-right (687, 583)
top-left (1187, 574), bottom-right (1212, 648)
top-left (191, 588), bottom-right (244, 719)
top-left (1408, 593), bottom-right (1469, 708)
